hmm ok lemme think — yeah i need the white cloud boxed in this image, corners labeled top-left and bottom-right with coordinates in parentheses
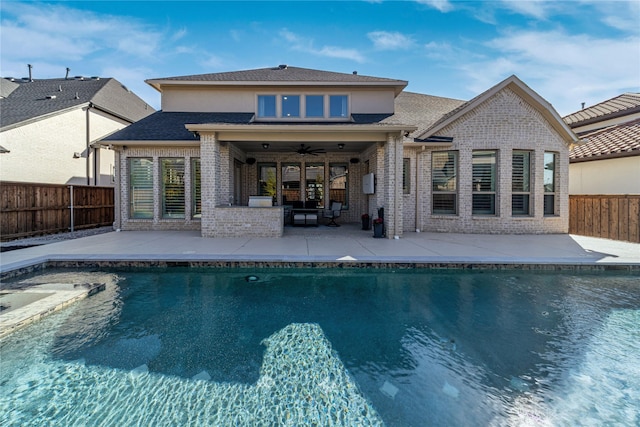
top-left (498, 0), bottom-right (551, 19)
top-left (461, 29), bottom-right (640, 115)
top-left (200, 54), bottom-right (226, 70)
top-left (368, 31), bottom-right (416, 50)
top-left (171, 28), bottom-right (188, 42)
top-left (415, 0), bottom-right (454, 13)
top-left (0, 2), bottom-right (163, 60)
top-left (279, 29), bottom-right (366, 63)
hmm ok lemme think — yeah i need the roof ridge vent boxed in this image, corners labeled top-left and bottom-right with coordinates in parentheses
top-left (91, 76), bottom-right (100, 80)
top-left (46, 95), bottom-right (57, 99)
top-left (75, 76), bottom-right (85, 81)
top-left (278, 64), bottom-right (288, 70)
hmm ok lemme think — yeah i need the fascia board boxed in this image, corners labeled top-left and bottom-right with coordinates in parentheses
top-left (146, 80), bottom-right (408, 95)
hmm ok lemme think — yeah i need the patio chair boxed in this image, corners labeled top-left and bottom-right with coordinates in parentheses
top-left (323, 202), bottom-right (342, 227)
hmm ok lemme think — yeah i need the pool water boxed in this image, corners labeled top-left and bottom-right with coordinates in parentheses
top-left (1, 268), bottom-right (638, 426)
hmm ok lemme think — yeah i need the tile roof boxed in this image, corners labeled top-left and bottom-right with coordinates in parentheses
top-left (563, 93), bottom-right (640, 128)
top-left (570, 118), bottom-right (640, 161)
top-left (148, 65), bottom-right (406, 84)
top-left (0, 77), bottom-right (154, 129)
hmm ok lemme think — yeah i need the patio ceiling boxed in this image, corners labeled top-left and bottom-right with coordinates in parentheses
top-left (231, 140), bottom-right (372, 153)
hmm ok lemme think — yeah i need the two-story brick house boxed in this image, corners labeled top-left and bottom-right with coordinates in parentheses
top-left (102, 65), bottom-right (579, 238)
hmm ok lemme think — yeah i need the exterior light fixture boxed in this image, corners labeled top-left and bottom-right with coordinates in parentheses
top-left (262, 143), bottom-right (270, 149)
top-left (338, 143), bottom-right (345, 149)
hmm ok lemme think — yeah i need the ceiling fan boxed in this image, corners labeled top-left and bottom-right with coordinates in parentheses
top-left (293, 144), bottom-right (326, 156)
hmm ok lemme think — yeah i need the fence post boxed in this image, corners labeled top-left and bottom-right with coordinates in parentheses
top-left (69, 185), bottom-right (74, 232)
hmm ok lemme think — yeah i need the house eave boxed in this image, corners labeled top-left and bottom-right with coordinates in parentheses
top-left (146, 80), bottom-right (408, 96)
top-left (185, 123), bottom-right (417, 142)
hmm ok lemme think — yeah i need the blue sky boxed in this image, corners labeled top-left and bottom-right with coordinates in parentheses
top-left (1, 0), bottom-right (638, 116)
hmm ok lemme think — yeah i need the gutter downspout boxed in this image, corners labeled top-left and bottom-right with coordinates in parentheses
top-left (415, 146), bottom-right (424, 232)
top-left (86, 103), bottom-right (92, 186)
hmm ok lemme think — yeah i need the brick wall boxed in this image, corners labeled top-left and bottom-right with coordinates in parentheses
top-left (409, 88), bottom-right (569, 234)
top-left (210, 206), bottom-right (284, 237)
top-left (115, 145), bottom-right (201, 231)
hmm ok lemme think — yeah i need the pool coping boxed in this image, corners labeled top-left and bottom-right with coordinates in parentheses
top-left (2, 254), bottom-right (638, 281)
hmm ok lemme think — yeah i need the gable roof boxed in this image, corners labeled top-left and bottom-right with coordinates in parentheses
top-left (415, 75), bottom-right (579, 145)
top-left (570, 118), bottom-right (640, 162)
top-left (0, 77), bottom-right (154, 130)
top-left (386, 91), bottom-right (465, 137)
top-left (146, 65), bottom-right (408, 95)
top-left (563, 93), bottom-right (640, 128)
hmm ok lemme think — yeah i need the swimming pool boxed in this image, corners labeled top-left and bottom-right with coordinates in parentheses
top-left (1, 268), bottom-right (638, 426)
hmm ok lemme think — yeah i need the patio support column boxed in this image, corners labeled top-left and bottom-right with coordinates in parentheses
top-left (200, 132), bottom-right (220, 237)
top-left (383, 132), bottom-right (404, 239)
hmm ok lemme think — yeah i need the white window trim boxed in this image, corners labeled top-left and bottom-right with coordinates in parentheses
top-left (254, 93), bottom-right (351, 122)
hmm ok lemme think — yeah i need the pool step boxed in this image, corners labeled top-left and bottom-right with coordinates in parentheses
top-left (0, 282), bottom-right (106, 339)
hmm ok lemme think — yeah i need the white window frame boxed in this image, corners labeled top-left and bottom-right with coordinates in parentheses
top-left (512, 150), bottom-right (532, 216)
top-left (432, 151), bottom-right (458, 215)
top-left (472, 150), bottom-right (497, 216)
top-left (255, 93), bottom-right (350, 121)
top-left (544, 151), bottom-right (558, 216)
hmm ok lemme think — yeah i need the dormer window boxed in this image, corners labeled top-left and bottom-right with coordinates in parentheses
top-left (329, 95), bottom-right (348, 118)
top-left (257, 95), bottom-right (276, 117)
top-left (305, 95), bottom-right (324, 117)
top-left (256, 94), bottom-right (349, 120)
top-left (282, 95), bottom-right (300, 117)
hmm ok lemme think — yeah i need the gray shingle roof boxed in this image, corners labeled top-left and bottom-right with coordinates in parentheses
top-left (102, 112), bottom-right (255, 141)
top-left (0, 78), bottom-right (19, 98)
top-left (563, 93), bottom-right (640, 128)
top-left (383, 91), bottom-right (465, 137)
top-left (570, 118), bottom-right (640, 161)
top-left (103, 91), bottom-right (464, 142)
top-left (0, 77), bottom-right (154, 129)
top-left (148, 66), bottom-right (406, 84)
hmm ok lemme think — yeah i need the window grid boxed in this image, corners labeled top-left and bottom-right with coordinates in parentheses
top-left (258, 163), bottom-right (277, 202)
top-left (432, 151), bottom-right (458, 215)
top-left (472, 150), bottom-right (497, 215)
top-left (129, 157), bottom-right (153, 219)
top-left (161, 158), bottom-right (185, 219)
top-left (512, 151), bottom-right (531, 216)
top-left (329, 163), bottom-right (348, 209)
top-left (402, 158), bottom-right (410, 194)
top-left (256, 94), bottom-right (349, 120)
top-left (191, 158), bottom-right (201, 219)
top-left (544, 152), bottom-right (557, 216)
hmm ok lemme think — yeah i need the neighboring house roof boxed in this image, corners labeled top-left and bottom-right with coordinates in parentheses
top-left (416, 75), bottom-right (579, 145)
top-left (570, 118), bottom-right (640, 162)
top-left (0, 78), bottom-right (20, 98)
top-left (146, 65), bottom-right (408, 95)
top-left (0, 77), bottom-right (154, 130)
top-left (563, 93), bottom-right (640, 129)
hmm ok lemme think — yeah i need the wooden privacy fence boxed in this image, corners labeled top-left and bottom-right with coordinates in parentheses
top-left (569, 195), bottom-right (640, 243)
top-left (0, 182), bottom-right (114, 241)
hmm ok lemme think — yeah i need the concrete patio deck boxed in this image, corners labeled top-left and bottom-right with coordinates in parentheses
top-left (1, 224), bottom-right (638, 277)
